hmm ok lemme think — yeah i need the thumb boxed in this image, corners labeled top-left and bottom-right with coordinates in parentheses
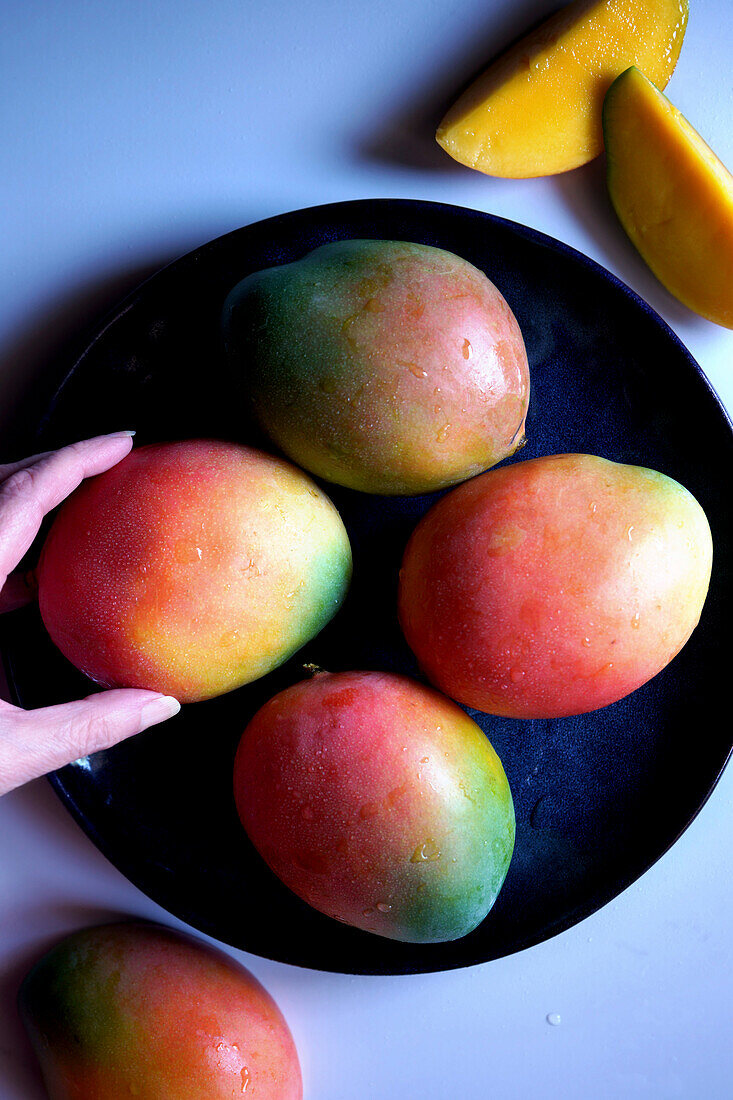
top-left (0, 690), bottom-right (180, 796)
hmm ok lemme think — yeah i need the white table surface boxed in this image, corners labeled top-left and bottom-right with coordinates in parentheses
top-left (1, 2), bottom-right (731, 1096)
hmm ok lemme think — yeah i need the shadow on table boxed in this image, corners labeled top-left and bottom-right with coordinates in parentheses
top-left (352, 0), bottom-right (555, 172)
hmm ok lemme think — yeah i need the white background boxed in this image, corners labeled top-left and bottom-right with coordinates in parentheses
top-left (1, 2), bottom-right (731, 1096)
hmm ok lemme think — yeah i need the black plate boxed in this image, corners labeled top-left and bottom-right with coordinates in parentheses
top-left (3, 199), bottom-right (732, 975)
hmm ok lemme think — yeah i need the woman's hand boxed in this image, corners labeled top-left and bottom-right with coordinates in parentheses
top-left (0, 433), bottom-right (180, 796)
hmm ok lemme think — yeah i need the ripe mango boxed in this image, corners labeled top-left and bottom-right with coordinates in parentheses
top-left (18, 922), bottom-right (302, 1100)
top-left (222, 239), bottom-right (529, 495)
top-left (604, 66), bottom-right (733, 329)
top-left (436, 0), bottom-right (687, 178)
top-left (234, 671), bottom-right (515, 942)
top-left (38, 440), bottom-right (352, 702)
top-left (398, 454), bottom-right (712, 719)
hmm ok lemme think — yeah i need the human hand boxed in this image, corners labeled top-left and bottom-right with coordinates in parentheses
top-left (0, 433), bottom-right (181, 796)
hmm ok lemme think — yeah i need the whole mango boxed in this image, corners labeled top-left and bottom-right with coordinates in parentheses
top-left (222, 239), bottom-right (529, 495)
top-left (233, 670), bottom-right (515, 943)
top-left (398, 454), bottom-right (713, 718)
top-left (18, 921), bottom-right (302, 1100)
top-left (38, 440), bottom-right (352, 702)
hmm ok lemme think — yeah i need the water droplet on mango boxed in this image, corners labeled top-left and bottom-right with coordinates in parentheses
top-left (486, 524), bottom-right (526, 556)
top-left (174, 540), bottom-right (204, 565)
top-left (408, 362), bottom-right (428, 379)
top-left (410, 838), bottom-right (441, 863)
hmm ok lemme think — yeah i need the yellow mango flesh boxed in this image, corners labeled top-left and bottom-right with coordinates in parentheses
top-left (604, 67), bottom-right (733, 329)
top-left (436, 0), bottom-right (687, 178)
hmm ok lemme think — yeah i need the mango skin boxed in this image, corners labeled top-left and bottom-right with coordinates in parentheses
top-left (222, 239), bottom-right (529, 495)
top-left (18, 922), bottom-right (302, 1100)
top-left (38, 440), bottom-right (352, 703)
top-left (398, 454), bottom-right (712, 719)
top-left (234, 670), bottom-right (515, 943)
top-left (436, 0), bottom-right (688, 178)
top-left (604, 67), bottom-right (733, 329)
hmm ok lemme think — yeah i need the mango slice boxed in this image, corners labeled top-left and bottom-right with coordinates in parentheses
top-left (436, 0), bottom-right (688, 178)
top-left (604, 67), bottom-right (733, 329)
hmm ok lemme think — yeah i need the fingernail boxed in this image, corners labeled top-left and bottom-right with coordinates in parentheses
top-left (107, 430), bottom-right (136, 438)
top-left (141, 695), bottom-right (181, 726)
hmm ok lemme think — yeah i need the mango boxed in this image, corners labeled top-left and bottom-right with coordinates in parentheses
top-left (233, 670), bottom-right (515, 943)
top-left (604, 66), bottom-right (733, 329)
top-left (18, 921), bottom-right (302, 1100)
top-left (398, 454), bottom-right (712, 719)
top-left (436, 0), bottom-right (687, 178)
top-left (222, 239), bottom-right (529, 495)
top-left (38, 440), bottom-right (352, 703)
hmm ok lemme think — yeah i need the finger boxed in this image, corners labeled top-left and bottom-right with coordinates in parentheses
top-left (0, 448), bottom-right (65, 482)
top-left (0, 570), bottom-right (38, 614)
top-left (0, 432), bottom-right (136, 483)
top-left (0, 689), bottom-right (180, 797)
top-left (0, 432), bottom-right (135, 578)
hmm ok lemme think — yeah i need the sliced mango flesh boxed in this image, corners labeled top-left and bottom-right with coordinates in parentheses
top-left (436, 0), bottom-right (688, 178)
top-left (604, 67), bottom-right (733, 329)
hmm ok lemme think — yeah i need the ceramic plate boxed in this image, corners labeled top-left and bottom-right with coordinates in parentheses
top-left (2, 199), bottom-right (731, 974)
